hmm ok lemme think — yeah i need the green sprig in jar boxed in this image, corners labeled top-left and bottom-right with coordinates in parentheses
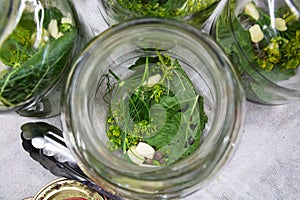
top-left (98, 0), bottom-right (222, 27)
top-left (211, 0), bottom-right (300, 104)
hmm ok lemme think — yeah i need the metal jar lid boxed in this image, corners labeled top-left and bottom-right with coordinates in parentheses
top-left (24, 178), bottom-right (107, 200)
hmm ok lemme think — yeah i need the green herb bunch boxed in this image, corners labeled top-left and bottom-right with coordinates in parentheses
top-left (243, 2), bottom-right (300, 71)
top-left (0, 7), bottom-right (77, 106)
top-left (116, 0), bottom-right (219, 18)
top-left (104, 52), bottom-right (207, 166)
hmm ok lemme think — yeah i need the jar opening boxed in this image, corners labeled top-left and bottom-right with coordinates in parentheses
top-left (63, 18), bottom-right (245, 199)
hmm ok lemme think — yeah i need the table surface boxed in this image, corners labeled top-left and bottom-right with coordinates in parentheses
top-left (1, 101), bottom-right (299, 200)
top-left (0, 1), bottom-right (300, 199)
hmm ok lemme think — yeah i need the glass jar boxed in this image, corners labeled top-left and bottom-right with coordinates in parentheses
top-left (98, 0), bottom-right (222, 28)
top-left (0, 1), bottom-right (22, 46)
top-left (0, 0), bottom-right (79, 117)
top-left (211, 0), bottom-right (300, 105)
top-left (62, 18), bottom-right (245, 199)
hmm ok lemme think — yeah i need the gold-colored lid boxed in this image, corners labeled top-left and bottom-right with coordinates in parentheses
top-left (29, 178), bottom-right (106, 200)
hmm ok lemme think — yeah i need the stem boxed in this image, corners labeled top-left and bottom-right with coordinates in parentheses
top-left (174, 70), bottom-right (186, 90)
top-left (167, 78), bottom-right (170, 96)
top-left (156, 51), bottom-right (167, 69)
top-left (191, 95), bottom-right (199, 113)
top-left (109, 69), bottom-right (121, 81)
top-left (185, 95), bottom-right (199, 142)
top-left (0, 96), bottom-right (14, 106)
top-left (0, 68), bottom-right (19, 96)
top-left (119, 97), bottom-right (128, 154)
top-left (141, 55), bottom-right (149, 85)
top-left (123, 132), bottom-right (127, 154)
top-left (103, 74), bottom-right (116, 104)
top-left (25, 47), bottom-right (51, 99)
top-left (128, 95), bottom-right (141, 120)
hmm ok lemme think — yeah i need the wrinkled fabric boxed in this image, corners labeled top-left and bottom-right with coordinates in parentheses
top-left (0, 0), bottom-right (299, 199)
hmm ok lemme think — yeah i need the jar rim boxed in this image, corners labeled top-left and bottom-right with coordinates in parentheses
top-left (101, 0), bottom-right (221, 19)
top-left (62, 17), bottom-right (245, 198)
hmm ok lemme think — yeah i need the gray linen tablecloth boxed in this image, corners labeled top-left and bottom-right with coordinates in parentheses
top-left (0, 101), bottom-right (299, 199)
top-left (0, 0), bottom-right (299, 199)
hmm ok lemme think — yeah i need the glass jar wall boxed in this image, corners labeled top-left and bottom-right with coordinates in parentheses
top-left (0, 0), bottom-right (79, 117)
top-left (0, 0), bottom-right (23, 46)
top-left (211, 0), bottom-right (300, 105)
top-left (98, 0), bottom-right (222, 28)
top-left (62, 18), bottom-right (245, 199)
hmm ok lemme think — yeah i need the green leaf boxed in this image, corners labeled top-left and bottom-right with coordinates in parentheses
top-left (105, 53), bottom-right (207, 165)
top-left (144, 60), bottom-right (206, 164)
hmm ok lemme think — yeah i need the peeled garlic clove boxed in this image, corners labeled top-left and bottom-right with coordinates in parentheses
top-left (127, 146), bottom-right (145, 165)
top-left (275, 18), bottom-right (287, 31)
top-left (244, 2), bottom-right (260, 20)
top-left (56, 32), bottom-right (64, 39)
top-left (136, 142), bottom-right (155, 159)
top-left (146, 74), bottom-right (161, 87)
top-left (61, 17), bottom-right (73, 24)
top-left (48, 19), bottom-right (59, 39)
top-left (249, 24), bottom-right (264, 43)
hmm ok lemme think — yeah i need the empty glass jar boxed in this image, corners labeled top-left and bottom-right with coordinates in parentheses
top-left (0, 0), bottom-right (79, 117)
top-left (62, 18), bottom-right (245, 199)
top-left (211, 0), bottom-right (300, 105)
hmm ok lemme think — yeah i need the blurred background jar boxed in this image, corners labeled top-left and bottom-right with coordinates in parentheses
top-left (0, 0), bottom-right (82, 118)
top-left (0, 0), bottom-right (23, 47)
top-left (211, 0), bottom-right (300, 105)
top-left (62, 18), bottom-right (245, 199)
top-left (98, 0), bottom-right (222, 28)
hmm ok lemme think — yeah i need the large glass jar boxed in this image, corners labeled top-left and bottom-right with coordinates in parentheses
top-left (98, 0), bottom-right (222, 28)
top-left (212, 0), bottom-right (300, 105)
top-left (0, 0), bottom-right (79, 117)
top-left (62, 18), bottom-right (245, 199)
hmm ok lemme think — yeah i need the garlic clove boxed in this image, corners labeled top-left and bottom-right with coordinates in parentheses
top-left (48, 19), bottom-right (59, 39)
top-left (135, 142), bottom-right (155, 159)
top-left (127, 146), bottom-right (145, 165)
top-left (56, 32), bottom-right (64, 39)
top-left (145, 74), bottom-right (161, 87)
top-left (244, 2), bottom-right (260, 20)
top-left (61, 17), bottom-right (73, 24)
top-left (249, 24), bottom-right (264, 43)
top-left (275, 18), bottom-right (287, 31)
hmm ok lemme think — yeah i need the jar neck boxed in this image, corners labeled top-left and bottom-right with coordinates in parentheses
top-left (62, 18), bottom-right (245, 199)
